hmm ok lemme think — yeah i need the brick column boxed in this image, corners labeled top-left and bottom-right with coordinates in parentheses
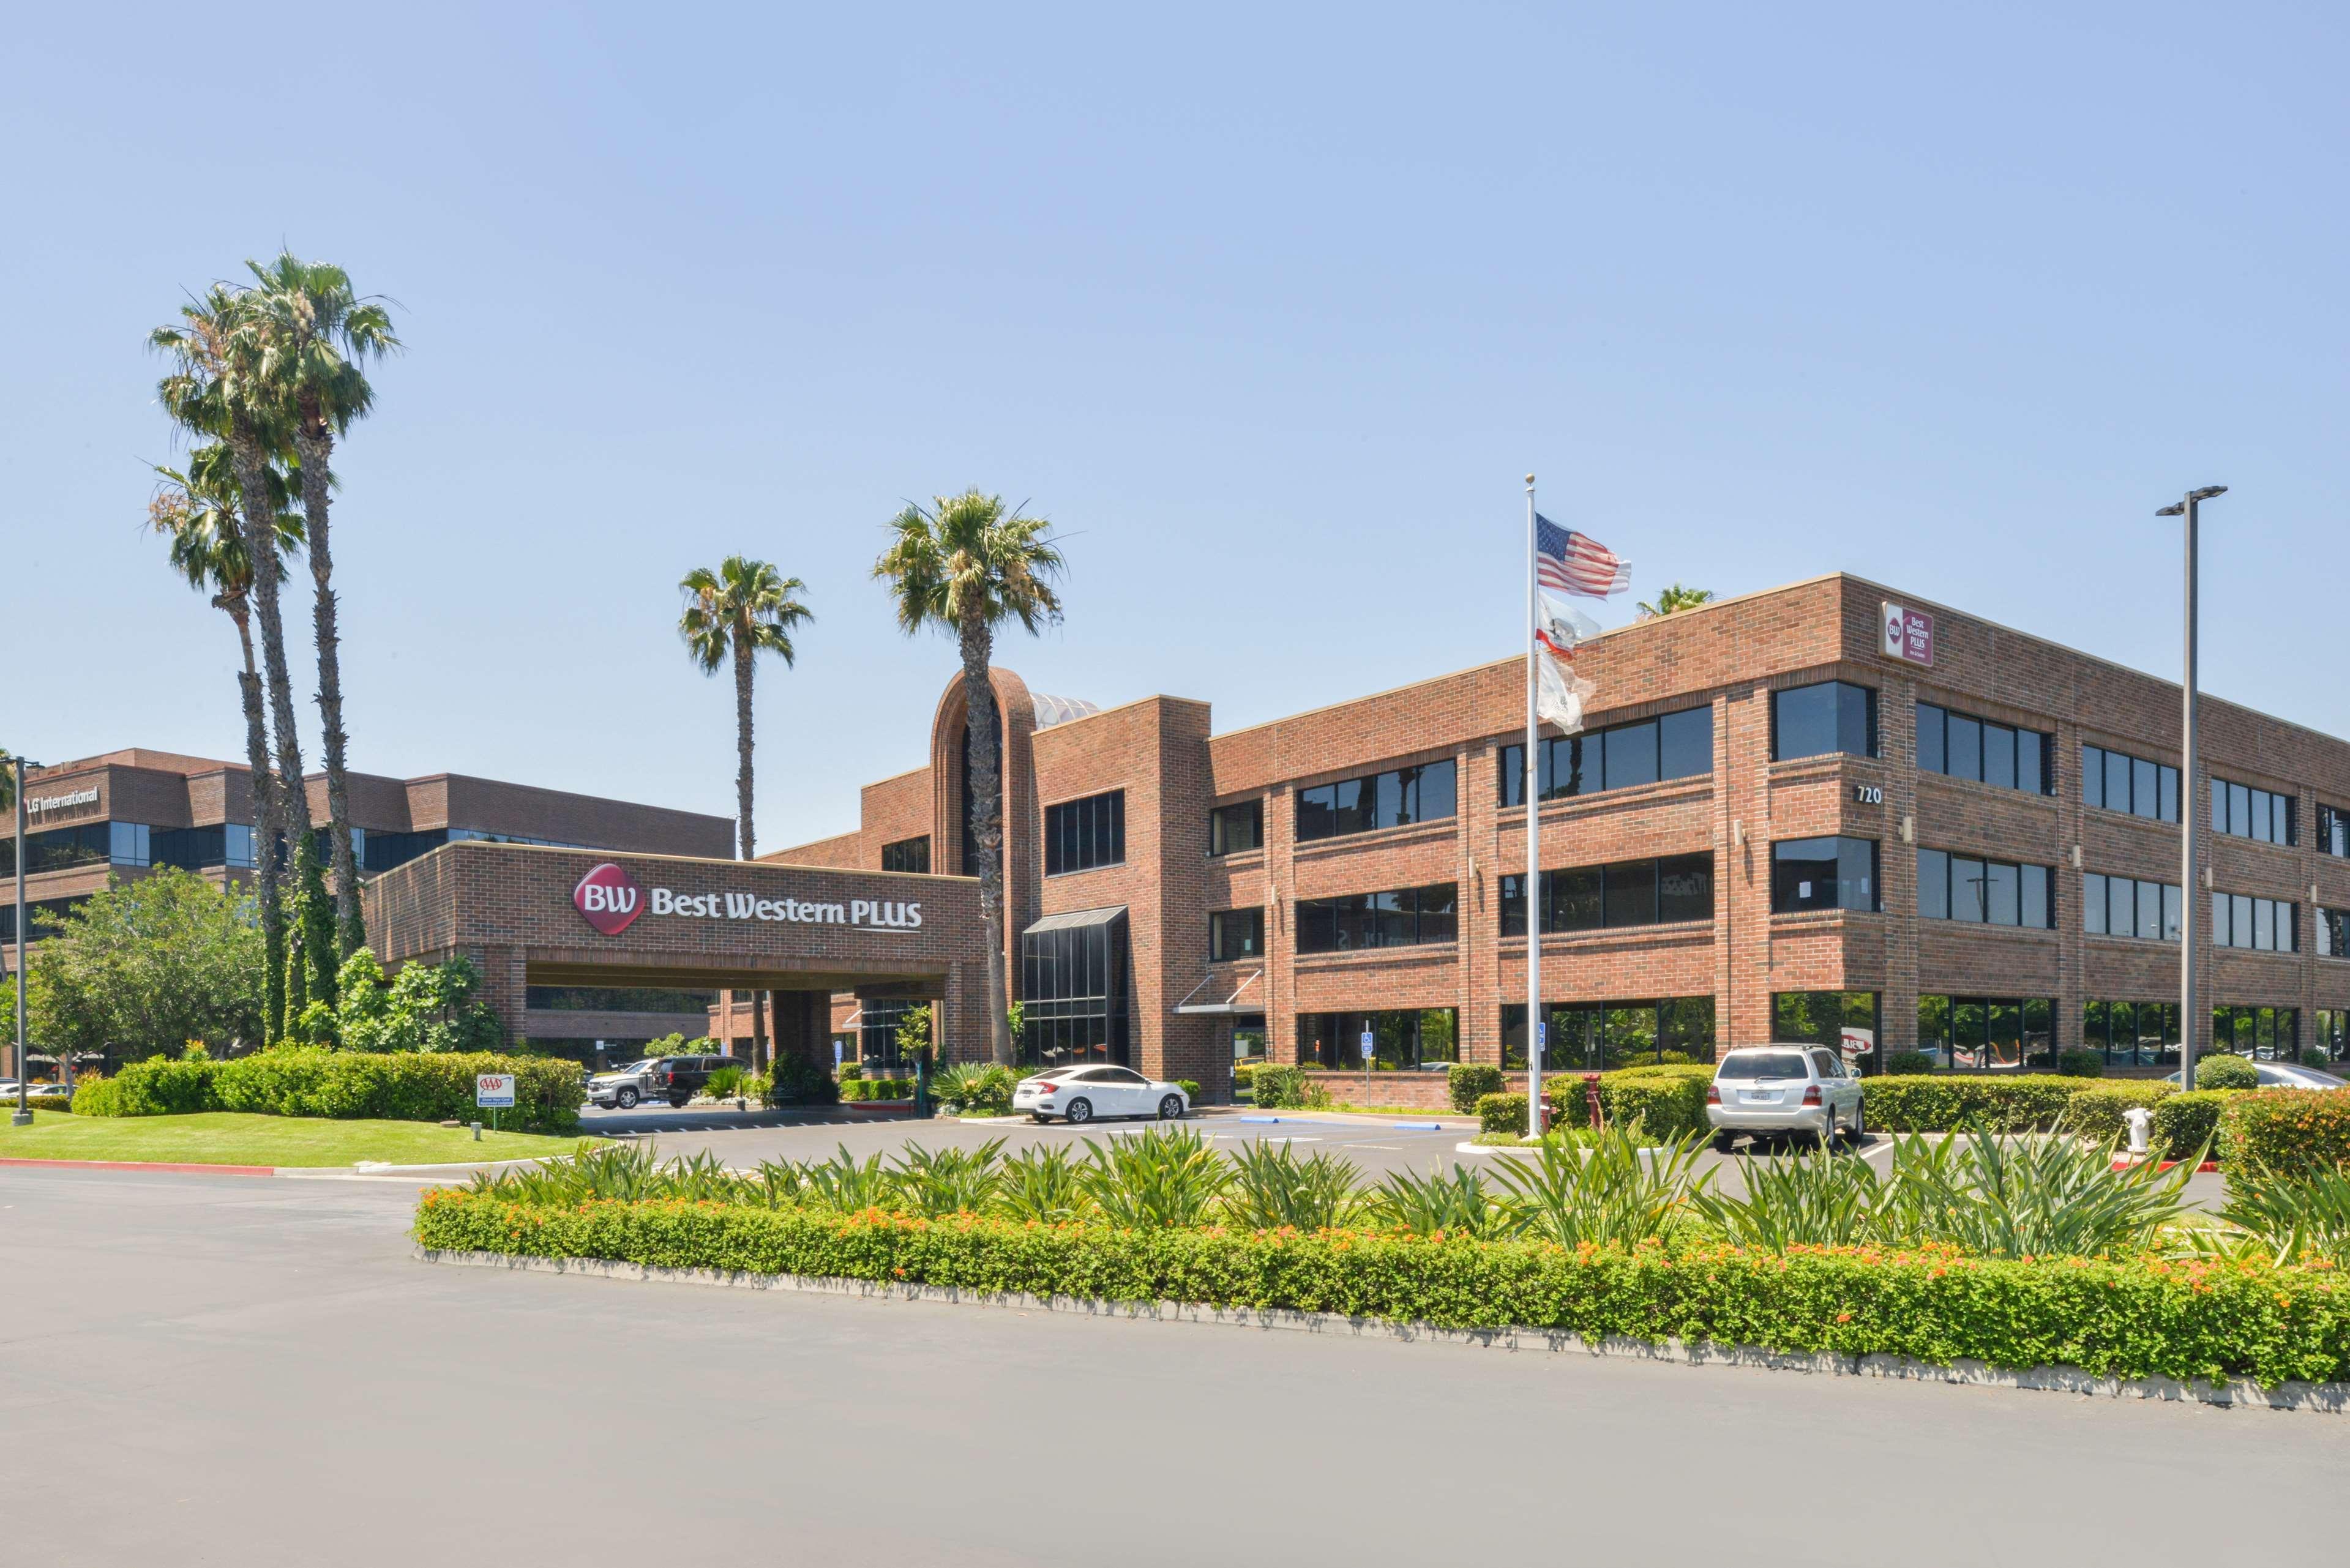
top-left (1267, 786), bottom-right (1298, 1066)
top-left (1882, 675), bottom-right (1920, 1051)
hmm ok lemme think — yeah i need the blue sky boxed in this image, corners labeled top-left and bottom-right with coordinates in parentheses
top-left (6, 2), bottom-right (2344, 843)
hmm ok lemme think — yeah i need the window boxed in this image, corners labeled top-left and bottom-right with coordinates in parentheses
top-left (2212, 777), bottom-right (2297, 846)
top-left (1299, 1009), bottom-right (1459, 1072)
top-left (2319, 805), bottom-right (2350, 859)
top-left (880, 835), bottom-right (930, 874)
top-left (1499, 853), bottom-right (1713, 936)
top-left (2082, 1000), bottom-right (2181, 1069)
top-left (2319, 907), bottom-right (2350, 959)
top-left (1916, 704), bottom-right (2052, 794)
top-left (1293, 884), bottom-right (1458, 954)
top-left (0, 896), bottom-right (89, 944)
top-left (1500, 996), bottom-right (1715, 1071)
top-left (149, 824), bottom-right (257, 872)
top-left (2212, 892), bottom-right (2297, 952)
top-left (1771, 682), bottom-right (1877, 761)
top-left (1208, 799), bottom-right (1263, 856)
top-left (1769, 991), bottom-right (1880, 1072)
top-left (526, 985), bottom-right (718, 1013)
top-left (1917, 849), bottom-right (2053, 928)
top-left (1208, 907), bottom-right (1264, 961)
top-left (1298, 759), bottom-right (1456, 843)
top-left (1770, 837), bottom-right (1879, 913)
top-left (1917, 995), bottom-right (2056, 1072)
top-left (1044, 790), bottom-right (1124, 875)
top-left (2313, 1010), bottom-right (2348, 1066)
top-left (1498, 709), bottom-right (1712, 808)
top-left (2081, 872), bottom-right (2181, 942)
top-left (0, 821), bottom-right (146, 877)
top-left (2211, 1005), bottom-right (2300, 1062)
top-left (1019, 909), bottom-right (1132, 1069)
top-left (2079, 744), bottom-right (2180, 822)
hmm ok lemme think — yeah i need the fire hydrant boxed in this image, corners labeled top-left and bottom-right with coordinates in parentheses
top-left (2122, 1105), bottom-right (2153, 1157)
top-left (1583, 1073), bottom-right (1604, 1130)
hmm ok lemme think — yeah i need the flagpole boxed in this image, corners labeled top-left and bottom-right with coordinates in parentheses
top-left (1524, 473), bottom-right (1542, 1140)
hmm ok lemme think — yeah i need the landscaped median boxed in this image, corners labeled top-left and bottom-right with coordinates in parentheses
top-left (2, 1110), bottom-right (597, 1168)
top-left (413, 1190), bottom-right (2350, 1390)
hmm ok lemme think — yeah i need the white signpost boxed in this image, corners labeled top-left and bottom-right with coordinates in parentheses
top-left (476, 1072), bottom-right (516, 1133)
top-left (1360, 1028), bottom-right (1374, 1098)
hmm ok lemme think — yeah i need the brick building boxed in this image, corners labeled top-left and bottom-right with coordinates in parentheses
top-left (1, 749), bottom-right (735, 1070)
top-left (743, 573), bottom-right (2350, 1100)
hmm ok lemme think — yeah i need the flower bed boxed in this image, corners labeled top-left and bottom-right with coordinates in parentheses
top-left (414, 1190), bottom-right (2350, 1389)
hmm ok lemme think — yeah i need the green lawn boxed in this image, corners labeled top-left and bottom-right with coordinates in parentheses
top-left (0, 1110), bottom-right (601, 1168)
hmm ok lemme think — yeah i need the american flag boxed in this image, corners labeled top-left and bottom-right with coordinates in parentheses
top-left (1535, 514), bottom-right (1630, 599)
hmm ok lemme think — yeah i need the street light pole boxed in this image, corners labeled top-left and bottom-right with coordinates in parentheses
top-left (2156, 486), bottom-right (2225, 1091)
top-left (12, 753), bottom-right (29, 1127)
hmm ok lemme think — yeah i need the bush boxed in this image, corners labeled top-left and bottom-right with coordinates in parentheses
top-left (935, 1062), bottom-right (1016, 1116)
top-left (1448, 1064), bottom-right (1505, 1114)
top-left (1175, 1080), bottom-right (1202, 1104)
top-left (2056, 1049), bottom-right (2105, 1078)
top-left (2061, 1081), bottom-right (2174, 1146)
top-left (69, 1074), bottom-right (129, 1118)
top-left (1880, 1051), bottom-right (1936, 1077)
top-left (1858, 1075), bottom-right (2087, 1133)
top-left (416, 1192), bottom-right (2350, 1389)
top-left (1251, 1065), bottom-right (1306, 1110)
top-left (2219, 1089), bottom-right (2350, 1178)
top-left (1540, 1066), bottom-right (1713, 1141)
top-left (768, 1055), bottom-right (840, 1107)
top-left (2194, 1055), bottom-right (2260, 1091)
top-left (705, 1066), bottom-right (747, 1100)
top-left (70, 1048), bottom-right (581, 1133)
top-left (2153, 1091), bottom-right (2242, 1163)
top-left (1477, 1092), bottom-right (1530, 1135)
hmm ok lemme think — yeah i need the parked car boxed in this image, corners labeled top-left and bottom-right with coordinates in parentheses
top-left (583, 1055), bottom-right (734, 1110)
top-left (2165, 1059), bottom-right (2350, 1091)
top-left (1706, 1045), bottom-right (1864, 1149)
top-left (1014, 1066), bottom-right (1189, 1124)
top-left (0, 1080), bottom-right (70, 1105)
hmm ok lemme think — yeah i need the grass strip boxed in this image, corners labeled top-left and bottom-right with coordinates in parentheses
top-left (3, 1111), bottom-right (600, 1168)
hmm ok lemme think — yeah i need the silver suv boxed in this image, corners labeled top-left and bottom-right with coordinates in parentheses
top-left (1706, 1046), bottom-right (1864, 1150)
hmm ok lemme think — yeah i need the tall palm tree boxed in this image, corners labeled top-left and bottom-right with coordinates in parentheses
top-left (1637, 583), bottom-right (1715, 618)
top-left (679, 557), bottom-right (813, 1072)
top-left (242, 253), bottom-right (400, 959)
top-left (873, 491), bottom-right (1064, 1067)
top-left (152, 286), bottom-right (335, 1009)
top-left (149, 443), bottom-right (305, 1042)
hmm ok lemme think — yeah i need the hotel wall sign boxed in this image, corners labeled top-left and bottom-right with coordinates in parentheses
top-left (1881, 602), bottom-right (1934, 666)
top-left (572, 861), bottom-right (922, 938)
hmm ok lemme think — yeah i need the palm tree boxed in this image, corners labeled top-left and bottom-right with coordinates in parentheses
top-left (872, 491), bottom-right (1065, 1067)
top-left (242, 253), bottom-right (400, 960)
top-left (1637, 583), bottom-right (1715, 618)
top-left (149, 443), bottom-right (305, 1041)
top-left (152, 285), bottom-right (335, 1009)
top-left (679, 557), bottom-right (812, 1072)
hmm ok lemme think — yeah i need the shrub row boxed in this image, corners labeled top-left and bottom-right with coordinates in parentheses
top-left (840, 1078), bottom-right (916, 1102)
top-left (2220, 1089), bottom-right (2350, 1177)
top-left (414, 1192), bottom-right (2350, 1388)
top-left (1469, 1067), bottom-right (1715, 1140)
top-left (1448, 1064), bottom-right (1505, 1113)
top-left (72, 1049), bottom-right (581, 1133)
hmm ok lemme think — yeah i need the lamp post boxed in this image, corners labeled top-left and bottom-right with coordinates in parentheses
top-left (2155, 486), bottom-right (2225, 1091)
top-left (10, 752), bottom-right (34, 1127)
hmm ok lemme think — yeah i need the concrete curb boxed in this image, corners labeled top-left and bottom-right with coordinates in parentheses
top-left (413, 1245), bottom-right (2350, 1414)
top-left (0, 1155), bottom-right (275, 1176)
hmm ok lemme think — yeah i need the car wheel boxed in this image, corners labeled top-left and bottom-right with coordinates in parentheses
top-left (1030, 1113), bottom-right (1050, 1124)
top-left (1851, 1102), bottom-right (1866, 1143)
top-left (616, 1088), bottom-right (640, 1110)
top-left (1158, 1094), bottom-right (1184, 1121)
top-left (669, 1093), bottom-right (690, 1109)
top-left (1064, 1097), bottom-right (1093, 1125)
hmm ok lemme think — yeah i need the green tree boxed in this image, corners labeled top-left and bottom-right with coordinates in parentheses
top-left (678, 556), bottom-right (812, 1073)
top-left (1636, 583), bottom-right (1715, 618)
top-left (873, 491), bottom-right (1065, 1066)
top-left (149, 444), bottom-right (305, 1042)
top-left (22, 870), bottom-right (264, 1070)
top-left (242, 254), bottom-right (400, 958)
top-left (334, 946), bottom-right (504, 1053)
top-left (152, 286), bottom-right (337, 1010)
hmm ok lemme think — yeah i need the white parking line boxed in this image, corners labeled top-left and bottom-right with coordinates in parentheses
top-left (1344, 1144), bottom-right (1401, 1151)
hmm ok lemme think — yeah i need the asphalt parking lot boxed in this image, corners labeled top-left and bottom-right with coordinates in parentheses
top-left (0, 1161), bottom-right (2337, 1567)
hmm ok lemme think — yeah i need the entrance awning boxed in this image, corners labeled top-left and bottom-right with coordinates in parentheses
top-left (1023, 905), bottom-right (1128, 935)
top-left (1174, 968), bottom-right (1263, 1015)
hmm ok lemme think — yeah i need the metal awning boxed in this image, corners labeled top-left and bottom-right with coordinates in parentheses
top-left (1023, 906), bottom-right (1128, 936)
top-left (1174, 968), bottom-right (1264, 1015)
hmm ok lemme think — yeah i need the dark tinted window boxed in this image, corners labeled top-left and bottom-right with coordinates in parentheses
top-left (1657, 708), bottom-right (1712, 781)
top-left (1500, 854), bottom-right (1712, 935)
top-left (1772, 682), bottom-right (1876, 761)
top-left (1716, 1051), bottom-right (1811, 1081)
top-left (2212, 777), bottom-right (2296, 846)
top-left (1208, 908), bottom-right (1263, 961)
top-left (1044, 791), bottom-right (1124, 875)
top-left (880, 835), bottom-right (930, 874)
top-left (1298, 760), bottom-right (1456, 842)
top-left (2082, 744), bottom-right (2178, 821)
top-left (1603, 859), bottom-right (1657, 927)
top-left (1295, 884), bottom-right (1458, 954)
top-left (1601, 725), bottom-right (1657, 791)
top-left (1208, 799), bottom-right (1262, 856)
top-left (1770, 837), bottom-right (1879, 913)
top-left (1500, 709), bottom-right (1710, 807)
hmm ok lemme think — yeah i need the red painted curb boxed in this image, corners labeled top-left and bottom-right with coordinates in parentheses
top-left (2110, 1157), bottom-right (2222, 1174)
top-left (0, 1156), bottom-right (277, 1176)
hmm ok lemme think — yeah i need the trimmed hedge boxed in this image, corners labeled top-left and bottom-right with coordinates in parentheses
top-left (1478, 1092), bottom-right (1530, 1134)
top-left (840, 1078), bottom-right (915, 1102)
top-left (1858, 1075), bottom-right (2087, 1133)
top-left (71, 1049), bottom-right (582, 1133)
top-left (2193, 1055), bottom-right (2260, 1091)
top-left (414, 1192), bottom-right (2350, 1388)
top-left (2056, 1049), bottom-right (2105, 1078)
top-left (2220, 1089), bottom-right (2350, 1178)
top-left (2152, 1091), bottom-right (2242, 1163)
top-left (1880, 1051), bottom-right (1936, 1077)
top-left (1543, 1066), bottom-right (1713, 1141)
top-left (1448, 1065), bottom-right (1505, 1114)
top-left (2060, 1082), bottom-right (2173, 1146)
top-left (1251, 1066), bottom-right (1306, 1110)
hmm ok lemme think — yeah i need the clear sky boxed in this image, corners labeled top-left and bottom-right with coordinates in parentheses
top-left (6, 3), bottom-right (2344, 844)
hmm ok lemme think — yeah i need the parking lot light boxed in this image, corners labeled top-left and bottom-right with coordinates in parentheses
top-left (2153, 487), bottom-right (2224, 1091)
top-left (12, 753), bottom-right (40, 1127)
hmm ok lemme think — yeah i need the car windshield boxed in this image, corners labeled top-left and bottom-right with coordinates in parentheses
top-left (1031, 1070), bottom-right (1073, 1083)
top-left (616, 1060), bottom-right (652, 1075)
top-left (1716, 1051), bottom-right (1812, 1081)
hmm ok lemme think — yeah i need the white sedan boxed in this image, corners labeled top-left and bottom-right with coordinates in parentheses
top-left (1014, 1066), bottom-right (1189, 1125)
